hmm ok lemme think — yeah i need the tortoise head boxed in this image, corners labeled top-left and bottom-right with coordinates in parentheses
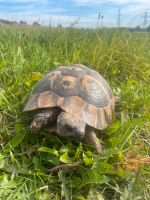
top-left (57, 112), bottom-right (86, 141)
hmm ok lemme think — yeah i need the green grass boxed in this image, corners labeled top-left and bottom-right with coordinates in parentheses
top-left (0, 25), bottom-right (150, 200)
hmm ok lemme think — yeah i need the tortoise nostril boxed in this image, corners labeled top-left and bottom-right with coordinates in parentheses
top-left (65, 124), bottom-right (73, 131)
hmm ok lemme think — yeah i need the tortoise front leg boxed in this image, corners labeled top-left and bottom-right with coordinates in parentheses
top-left (84, 126), bottom-right (102, 154)
top-left (30, 107), bottom-right (61, 133)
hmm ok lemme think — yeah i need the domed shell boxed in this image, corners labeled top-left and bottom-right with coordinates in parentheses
top-left (23, 64), bottom-right (115, 130)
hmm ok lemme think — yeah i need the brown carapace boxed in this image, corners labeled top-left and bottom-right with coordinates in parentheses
top-left (23, 64), bottom-right (115, 153)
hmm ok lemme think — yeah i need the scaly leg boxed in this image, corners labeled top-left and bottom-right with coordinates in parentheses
top-left (84, 126), bottom-right (102, 154)
top-left (30, 107), bottom-right (61, 133)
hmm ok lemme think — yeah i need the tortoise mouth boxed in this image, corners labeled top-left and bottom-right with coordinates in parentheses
top-left (58, 130), bottom-right (84, 142)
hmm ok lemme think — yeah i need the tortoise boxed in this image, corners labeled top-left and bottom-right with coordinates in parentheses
top-left (23, 64), bottom-right (115, 153)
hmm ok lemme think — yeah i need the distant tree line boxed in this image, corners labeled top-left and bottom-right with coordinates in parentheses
top-left (0, 19), bottom-right (41, 27)
top-left (119, 25), bottom-right (150, 32)
top-left (0, 18), bottom-right (150, 32)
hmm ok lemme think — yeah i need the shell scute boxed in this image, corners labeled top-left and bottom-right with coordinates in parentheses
top-left (23, 93), bottom-right (40, 111)
top-left (38, 91), bottom-right (58, 108)
top-left (60, 96), bottom-right (86, 115)
top-left (32, 75), bottom-right (50, 94)
top-left (79, 74), bottom-right (109, 108)
top-left (52, 75), bottom-right (79, 97)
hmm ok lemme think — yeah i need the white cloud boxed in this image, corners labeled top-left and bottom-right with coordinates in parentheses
top-left (74, 0), bottom-right (150, 4)
top-left (74, 0), bottom-right (104, 4)
top-left (0, 1), bottom-right (66, 15)
top-left (0, 0), bottom-right (48, 2)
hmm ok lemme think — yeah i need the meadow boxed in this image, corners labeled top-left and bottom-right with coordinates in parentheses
top-left (0, 25), bottom-right (150, 200)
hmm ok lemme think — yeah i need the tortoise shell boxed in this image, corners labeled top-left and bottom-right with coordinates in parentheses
top-left (23, 64), bottom-right (115, 130)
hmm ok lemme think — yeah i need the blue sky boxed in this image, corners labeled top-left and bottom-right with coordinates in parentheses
top-left (0, 0), bottom-right (150, 27)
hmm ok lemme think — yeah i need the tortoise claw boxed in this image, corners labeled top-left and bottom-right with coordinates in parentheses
top-left (30, 121), bottom-right (42, 133)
